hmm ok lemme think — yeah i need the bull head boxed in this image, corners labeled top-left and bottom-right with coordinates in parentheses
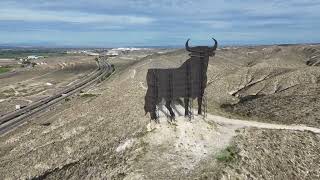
top-left (185, 38), bottom-right (218, 56)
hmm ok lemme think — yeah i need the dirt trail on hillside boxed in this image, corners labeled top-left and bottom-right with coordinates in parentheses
top-left (158, 100), bottom-right (320, 134)
top-left (155, 102), bottom-right (320, 134)
top-left (207, 113), bottom-right (320, 133)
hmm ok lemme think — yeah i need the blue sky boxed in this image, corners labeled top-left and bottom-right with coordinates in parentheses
top-left (0, 0), bottom-right (319, 47)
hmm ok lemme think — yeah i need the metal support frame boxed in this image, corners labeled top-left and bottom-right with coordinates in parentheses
top-left (185, 59), bottom-right (194, 120)
top-left (153, 70), bottom-right (159, 121)
top-left (188, 97), bottom-right (194, 120)
top-left (166, 71), bottom-right (174, 120)
top-left (202, 91), bottom-right (207, 119)
top-left (199, 53), bottom-right (207, 119)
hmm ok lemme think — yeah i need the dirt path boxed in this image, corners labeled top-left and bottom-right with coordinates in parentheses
top-left (156, 103), bottom-right (320, 134)
top-left (207, 114), bottom-right (320, 134)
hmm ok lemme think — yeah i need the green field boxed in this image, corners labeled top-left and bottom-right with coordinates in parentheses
top-left (0, 67), bottom-right (10, 74)
top-left (0, 49), bottom-right (73, 59)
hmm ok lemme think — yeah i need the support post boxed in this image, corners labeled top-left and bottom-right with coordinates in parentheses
top-left (199, 53), bottom-right (207, 119)
top-left (153, 70), bottom-right (159, 121)
top-left (166, 71), bottom-right (174, 120)
top-left (185, 58), bottom-right (193, 120)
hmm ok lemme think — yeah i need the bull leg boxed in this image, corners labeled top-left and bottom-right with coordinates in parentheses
top-left (184, 98), bottom-right (189, 116)
top-left (150, 112), bottom-right (158, 121)
top-left (198, 96), bottom-right (203, 115)
top-left (165, 100), bottom-right (175, 121)
top-left (150, 103), bottom-right (158, 122)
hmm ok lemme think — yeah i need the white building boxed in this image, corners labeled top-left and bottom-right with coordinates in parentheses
top-left (106, 50), bottom-right (119, 56)
top-left (27, 55), bottom-right (44, 60)
top-left (85, 52), bottom-right (100, 56)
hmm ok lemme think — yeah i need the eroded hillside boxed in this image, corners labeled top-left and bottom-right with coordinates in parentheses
top-left (0, 45), bottom-right (319, 179)
top-left (207, 45), bottom-right (320, 127)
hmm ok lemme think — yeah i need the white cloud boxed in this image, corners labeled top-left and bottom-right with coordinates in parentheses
top-left (0, 8), bottom-right (154, 25)
top-left (199, 20), bottom-right (232, 29)
top-left (0, 0), bottom-right (319, 46)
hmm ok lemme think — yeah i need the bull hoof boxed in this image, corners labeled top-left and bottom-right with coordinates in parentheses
top-left (154, 118), bottom-right (160, 124)
top-left (150, 112), bottom-right (157, 119)
top-left (151, 118), bottom-right (160, 123)
top-left (166, 115), bottom-right (175, 123)
top-left (150, 117), bottom-right (160, 123)
top-left (168, 118), bottom-right (177, 125)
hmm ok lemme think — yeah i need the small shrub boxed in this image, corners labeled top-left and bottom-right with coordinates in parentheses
top-left (80, 93), bottom-right (98, 98)
top-left (41, 122), bottom-right (51, 126)
top-left (216, 145), bottom-right (239, 163)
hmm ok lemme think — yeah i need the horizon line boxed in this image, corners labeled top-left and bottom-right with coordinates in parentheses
top-left (0, 41), bottom-right (319, 49)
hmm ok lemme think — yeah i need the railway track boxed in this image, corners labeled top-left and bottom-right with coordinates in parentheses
top-left (0, 57), bottom-right (114, 135)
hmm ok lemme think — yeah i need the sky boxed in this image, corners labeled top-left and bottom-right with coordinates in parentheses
top-left (0, 0), bottom-right (319, 47)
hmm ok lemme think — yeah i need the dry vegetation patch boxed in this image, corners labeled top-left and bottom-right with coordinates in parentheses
top-left (221, 128), bottom-right (320, 179)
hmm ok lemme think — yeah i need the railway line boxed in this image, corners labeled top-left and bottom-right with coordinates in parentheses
top-left (0, 57), bottom-right (114, 135)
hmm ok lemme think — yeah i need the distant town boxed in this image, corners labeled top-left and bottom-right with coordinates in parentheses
top-left (66, 47), bottom-right (151, 57)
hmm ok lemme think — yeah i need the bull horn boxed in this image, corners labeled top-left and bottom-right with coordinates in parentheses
top-left (211, 38), bottom-right (218, 50)
top-left (185, 39), bottom-right (192, 52)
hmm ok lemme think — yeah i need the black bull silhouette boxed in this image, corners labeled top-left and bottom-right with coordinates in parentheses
top-left (144, 38), bottom-right (218, 120)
